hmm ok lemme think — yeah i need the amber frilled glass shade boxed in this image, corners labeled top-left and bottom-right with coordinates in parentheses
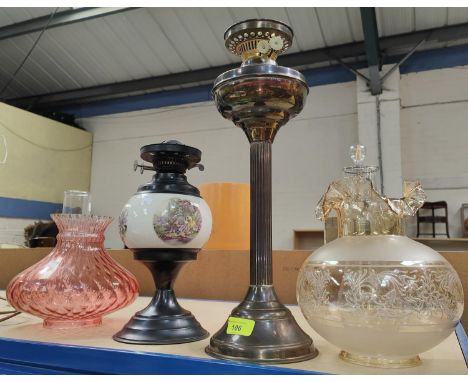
top-left (7, 214), bottom-right (139, 328)
top-left (297, 146), bottom-right (464, 368)
top-left (317, 178), bottom-right (426, 237)
top-left (198, 182), bottom-right (249, 250)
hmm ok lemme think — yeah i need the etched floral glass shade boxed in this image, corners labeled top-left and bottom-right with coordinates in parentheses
top-left (297, 145), bottom-right (464, 368)
top-left (7, 214), bottom-right (139, 328)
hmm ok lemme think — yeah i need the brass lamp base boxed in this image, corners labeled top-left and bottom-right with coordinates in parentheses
top-left (208, 18), bottom-right (317, 364)
top-left (205, 286), bottom-right (318, 364)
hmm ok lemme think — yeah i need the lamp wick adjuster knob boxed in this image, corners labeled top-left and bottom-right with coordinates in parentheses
top-left (133, 160), bottom-right (154, 174)
top-left (194, 163), bottom-right (204, 171)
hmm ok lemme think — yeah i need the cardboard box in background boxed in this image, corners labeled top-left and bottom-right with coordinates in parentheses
top-left (0, 249), bottom-right (309, 304)
top-left (0, 248), bottom-right (466, 329)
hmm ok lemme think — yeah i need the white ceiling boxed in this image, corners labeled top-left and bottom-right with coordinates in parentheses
top-left (1, 7), bottom-right (468, 100)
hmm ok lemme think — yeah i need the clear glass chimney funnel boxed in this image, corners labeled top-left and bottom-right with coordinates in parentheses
top-left (62, 190), bottom-right (91, 215)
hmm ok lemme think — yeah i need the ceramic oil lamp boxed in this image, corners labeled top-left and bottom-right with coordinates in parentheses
top-left (113, 140), bottom-right (212, 344)
top-left (205, 19), bottom-right (318, 363)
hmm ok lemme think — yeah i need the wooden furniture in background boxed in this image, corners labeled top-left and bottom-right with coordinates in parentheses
top-left (198, 182), bottom-right (249, 250)
top-left (293, 229), bottom-right (324, 250)
top-left (417, 201), bottom-right (450, 238)
top-left (462, 203), bottom-right (468, 238)
top-left (412, 237), bottom-right (468, 251)
top-left (294, 229), bottom-right (468, 252)
top-left (293, 219), bottom-right (336, 250)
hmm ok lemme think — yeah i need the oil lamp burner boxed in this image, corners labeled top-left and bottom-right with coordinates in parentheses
top-left (113, 140), bottom-right (212, 344)
top-left (205, 19), bottom-right (318, 363)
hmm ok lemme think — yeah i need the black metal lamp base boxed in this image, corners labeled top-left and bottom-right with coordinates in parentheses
top-left (113, 249), bottom-right (209, 345)
top-left (205, 286), bottom-right (318, 364)
top-left (113, 290), bottom-right (208, 345)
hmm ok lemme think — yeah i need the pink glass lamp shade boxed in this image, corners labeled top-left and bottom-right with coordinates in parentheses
top-left (7, 214), bottom-right (139, 328)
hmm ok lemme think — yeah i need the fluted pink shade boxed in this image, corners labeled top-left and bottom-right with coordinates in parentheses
top-left (7, 214), bottom-right (139, 328)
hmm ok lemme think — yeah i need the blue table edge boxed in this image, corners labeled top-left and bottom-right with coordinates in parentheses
top-left (0, 335), bottom-right (324, 375)
top-left (455, 321), bottom-right (468, 367)
top-left (0, 322), bottom-right (466, 374)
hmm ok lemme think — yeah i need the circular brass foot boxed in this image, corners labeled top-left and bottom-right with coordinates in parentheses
top-left (205, 286), bottom-right (318, 364)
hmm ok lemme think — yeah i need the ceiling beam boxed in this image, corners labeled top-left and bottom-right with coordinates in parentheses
top-left (360, 7), bottom-right (382, 95)
top-left (7, 21), bottom-right (468, 111)
top-left (0, 7), bottom-right (138, 41)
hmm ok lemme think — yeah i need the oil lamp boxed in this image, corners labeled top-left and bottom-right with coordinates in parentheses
top-left (113, 140), bottom-right (212, 344)
top-left (205, 19), bottom-right (318, 363)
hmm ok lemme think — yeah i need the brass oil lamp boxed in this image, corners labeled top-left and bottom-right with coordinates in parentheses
top-left (205, 19), bottom-right (318, 363)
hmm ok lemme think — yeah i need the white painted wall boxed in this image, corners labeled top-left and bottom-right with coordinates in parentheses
top-left (81, 64), bottom-right (468, 248)
top-left (400, 67), bottom-right (468, 237)
top-left (357, 65), bottom-right (403, 197)
top-left (79, 81), bottom-right (358, 248)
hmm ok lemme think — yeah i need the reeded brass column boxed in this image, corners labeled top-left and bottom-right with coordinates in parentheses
top-left (205, 18), bottom-right (318, 364)
top-left (250, 141), bottom-right (272, 285)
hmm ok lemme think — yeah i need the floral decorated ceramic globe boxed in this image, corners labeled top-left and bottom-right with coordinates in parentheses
top-left (119, 140), bottom-right (212, 251)
top-left (120, 193), bottom-right (211, 249)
